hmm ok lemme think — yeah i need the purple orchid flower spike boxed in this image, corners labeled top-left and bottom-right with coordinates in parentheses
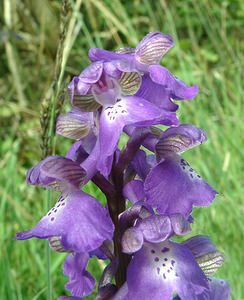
top-left (16, 31), bottom-right (229, 299)
top-left (89, 32), bottom-right (198, 110)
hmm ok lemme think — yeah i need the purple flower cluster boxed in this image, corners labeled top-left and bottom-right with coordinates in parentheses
top-left (15, 32), bottom-right (230, 299)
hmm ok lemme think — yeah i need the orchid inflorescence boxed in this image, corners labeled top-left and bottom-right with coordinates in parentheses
top-left (15, 32), bottom-right (230, 300)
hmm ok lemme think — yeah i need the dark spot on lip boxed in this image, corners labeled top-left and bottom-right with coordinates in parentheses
top-left (164, 258), bottom-right (168, 261)
top-left (171, 260), bottom-right (175, 265)
top-left (51, 217), bottom-right (55, 221)
top-left (163, 273), bottom-right (166, 279)
top-left (154, 257), bottom-right (159, 262)
top-left (151, 250), bottom-right (155, 254)
top-left (161, 247), bottom-right (169, 253)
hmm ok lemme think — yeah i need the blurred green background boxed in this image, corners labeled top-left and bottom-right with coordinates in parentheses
top-left (0, 0), bottom-right (243, 299)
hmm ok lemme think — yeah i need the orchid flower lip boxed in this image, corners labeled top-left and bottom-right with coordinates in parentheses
top-left (91, 77), bottom-right (121, 107)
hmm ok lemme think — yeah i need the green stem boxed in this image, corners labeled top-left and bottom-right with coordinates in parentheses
top-left (46, 189), bottom-right (52, 300)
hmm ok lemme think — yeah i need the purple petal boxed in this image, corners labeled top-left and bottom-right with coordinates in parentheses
top-left (136, 74), bottom-right (179, 111)
top-left (144, 156), bottom-right (218, 217)
top-left (131, 150), bottom-right (155, 180)
top-left (136, 215), bottom-right (172, 243)
top-left (121, 227), bottom-right (144, 254)
top-left (121, 96), bottom-right (179, 127)
top-left (204, 278), bottom-right (230, 300)
top-left (149, 65), bottom-right (199, 100)
top-left (111, 283), bottom-right (128, 300)
top-left (123, 180), bottom-right (145, 204)
top-left (104, 61), bottom-right (122, 79)
top-left (27, 156), bottom-right (86, 191)
top-left (183, 235), bottom-right (217, 258)
top-left (66, 141), bottom-right (88, 164)
top-left (88, 48), bottom-right (132, 62)
top-left (135, 32), bottom-right (174, 64)
top-left (80, 139), bottom-right (101, 183)
top-left (126, 240), bottom-right (209, 299)
top-left (79, 61), bottom-right (104, 84)
top-left (125, 125), bottom-right (163, 152)
top-left (118, 203), bottom-right (152, 238)
top-left (63, 252), bottom-right (95, 297)
top-left (170, 214), bottom-right (192, 236)
top-left (15, 191), bottom-right (114, 253)
top-left (68, 76), bottom-right (90, 103)
top-left (97, 96), bottom-right (177, 176)
top-left (156, 124), bottom-right (207, 159)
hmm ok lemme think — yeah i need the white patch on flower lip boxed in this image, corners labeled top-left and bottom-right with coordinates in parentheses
top-left (179, 158), bottom-right (202, 181)
top-left (145, 241), bottom-right (178, 282)
top-left (104, 98), bottom-right (128, 122)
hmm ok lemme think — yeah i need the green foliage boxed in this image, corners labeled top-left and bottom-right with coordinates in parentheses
top-left (0, 0), bottom-right (243, 299)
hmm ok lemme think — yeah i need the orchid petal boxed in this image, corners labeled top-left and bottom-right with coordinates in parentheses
top-left (15, 191), bottom-right (114, 253)
top-left (119, 72), bottom-right (141, 95)
top-left (144, 156), bottom-right (218, 217)
top-left (56, 109), bottom-right (93, 140)
top-left (27, 156), bottom-right (86, 191)
top-left (136, 74), bottom-right (179, 111)
top-left (135, 32), bottom-right (174, 64)
top-left (149, 65), bottom-right (199, 100)
top-left (156, 124), bottom-right (207, 159)
top-left (64, 252), bottom-right (95, 297)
